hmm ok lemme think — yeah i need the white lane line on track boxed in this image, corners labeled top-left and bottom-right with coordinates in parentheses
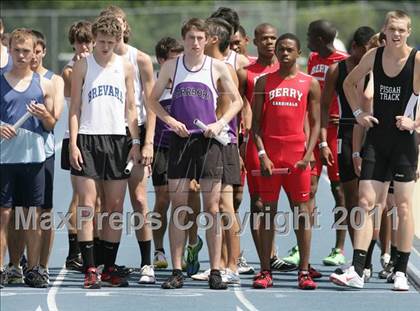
top-left (233, 285), bottom-right (259, 311)
top-left (47, 265), bottom-right (67, 311)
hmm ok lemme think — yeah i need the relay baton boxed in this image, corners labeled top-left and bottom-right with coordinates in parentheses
top-left (124, 159), bottom-right (134, 174)
top-left (251, 168), bottom-right (291, 176)
top-left (13, 111), bottom-right (32, 130)
top-left (193, 119), bottom-right (229, 146)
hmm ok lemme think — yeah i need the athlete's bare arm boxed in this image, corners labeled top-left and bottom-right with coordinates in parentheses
top-left (206, 59), bottom-right (243, 138)
top-left (252, 75), bottom-right (273, 176)
top-left (137, 50), bottom-right (155, 165)
top-left (343, 48), bottom-right (378, 128)
top-left (69, 58), bottom-right (87, 170)
top-left (396, 52), bottom-right (420, 131)
top-left (29, 76), bottom-right (55, 131)
top-left (236, 53), bottom-right (250, 69)
top-left (237, 67), bottom-right (252, 133)
top-left (299, 78), bottom-right (321, 169)
top-left (319, 63), bottom-right (339, 166)
top-left (124, 59), bottom-right (141, 164)
top-left (149, 58), bottom-right (189, 137)
top-left (62, 66), bottom-right (73, 98)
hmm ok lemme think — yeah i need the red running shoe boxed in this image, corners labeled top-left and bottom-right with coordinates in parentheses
top-left (84, 267), bottom-right (100, 289)
top-left (253, 270), bottom-right (273, 289)
top-left (253, 271), bottom-right (263, 281)
top-left (298, 271), bottom-right (317, 290)
top-left (309, 265), bottom-right (322, 279)
top-left (101, 266), bottom-right (129, 287)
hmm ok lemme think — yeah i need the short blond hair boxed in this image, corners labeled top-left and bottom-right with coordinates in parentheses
top-left (384, 10), bottom-right (411, 29)
top-left (92, 15), bottom-right (122, 42)
top-left (9, 28), bottom-right (35, 48)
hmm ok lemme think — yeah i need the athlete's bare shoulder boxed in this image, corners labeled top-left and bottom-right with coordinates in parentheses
top-left (236, 53), bottom-right (249, 69)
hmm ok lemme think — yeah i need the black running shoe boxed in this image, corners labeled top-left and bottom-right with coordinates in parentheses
top-left (379, 261), bottom-right (394, 279)
top-left (66, 254), bottom-right (84, 272)
top-left (0, 269), bottom-right (6, 287)
top-left (270, 256), bottom-right (298, 272)
top-left (115, 264), bottom-right (133, 276)
top-left (24, 268), bottom-right (48, 288)
top-left (208, 270), bottom-right (228, 290)
top-left (20, 254), bottom-right (28, 275)
top-left (161, 271), bottom-right (184, 289)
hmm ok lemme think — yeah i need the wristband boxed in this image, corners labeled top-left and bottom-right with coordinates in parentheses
top-left (132, 138), bottom-right (141, 145)
top-left (319, 141), bottom-right (328, 149)
top-left (352, 152), bottom-right (360, 158)
top-left (353, 109), bottom-right (363, 118)
top-left (258, 150), bottom-right (266, 158)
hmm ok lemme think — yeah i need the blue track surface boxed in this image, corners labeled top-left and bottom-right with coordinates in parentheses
top-left (1, 107), bottom-right (419, 311)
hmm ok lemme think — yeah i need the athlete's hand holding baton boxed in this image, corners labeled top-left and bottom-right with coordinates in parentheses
top-left (193, 119), bottom-right (229, 146)
top-left (0, 104), bottom-right (33, 140)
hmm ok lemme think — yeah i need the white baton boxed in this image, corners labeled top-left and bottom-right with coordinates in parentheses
top-left (124, 159), bottom-right (134, 174)
top-left (193, 119), bottom-right (229, 146)
top-left (13, 111), bottom-right (32, 130)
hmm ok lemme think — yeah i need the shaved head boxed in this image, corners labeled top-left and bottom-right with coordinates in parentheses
top-left (308, 19), bottom-right (336, 44)
top-left (254, 23), bottom-right (277, 38)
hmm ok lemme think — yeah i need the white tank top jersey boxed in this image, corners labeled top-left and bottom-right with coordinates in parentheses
top-left (124, 45), bottom-right (147, 125)
top-left (79, 54), bottom-right (126, 135)
top-left (224, 50), bottom-right (238, 71)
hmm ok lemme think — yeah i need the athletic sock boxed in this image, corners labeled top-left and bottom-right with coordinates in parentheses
top-left (390, 245), bottom-right (398, 263)
top-left (364, 240), bottom-right (376, 269)
top-left (102, 241), bottom-right (120, 271)
top-left (394, 251), bottom-right (410, 274)
top-left (93, 238), bottom-right (104, 267)
top-left (138, 240), bottom-right (152, 267)
top-left (352, 249), bottom-right (367, 277)
top-left (79, 241), bottom-right (95, 272)
top-left (68, 234), bottom-right (80, 258)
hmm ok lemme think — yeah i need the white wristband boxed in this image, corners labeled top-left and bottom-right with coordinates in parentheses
top-left (258, 150), bottom-right (266, 157)
top-left (353, 109), bottom-right (363, 118)
top-left (319, 141), bottom-right (328, 149)
top-left (132, 138), bottom-right (141, 145)
top-left (352, 152), bottom-right (360, 158)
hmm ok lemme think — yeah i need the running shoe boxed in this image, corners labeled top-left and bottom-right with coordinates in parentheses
top-left (20, 254), bottom-right (28, 275)
top-left (115, 264), bottom-right (133, 276)
top-left (363, 264), bottom-right (372, 282)
top-left (84, 267), bottom-right (101, 289)
top-left (237, 251), bottom-right (255, 274)
top-left (298, 271), bottom-right (317, 290)
top-left (379, 261), bottom-right (394, 279)
top-left (5, 263), bottom-right (23, 284)
top-left (161, 271), bottom-right (184, 289)
top-left (138, 265), bottom-right (156, 284)
top-left (270, 255), bottom-right (298, 272)
top-left (0, 269), bottom-right (6, 287)
top-left (387, 271), bottom-right (396, 283)
top-left (153, 250), bottom-right (168, 269)
top-left (186, 235), bottom-right (203, 276)
top-left (222, 268), bottom-right (240, 284)
top-left (380, 253), bottom-right (390, 269)
top-left (208, 270), bottom-right (228, 290)
top-left (329, 266), bottom-right (364, 288)
top-left (309, 265), bottom-right (322, 279)
top-left (252, 270), bottom-right (273, 289)
top-left (65, 253), bottom-right (83, 272)
top-left (393, 271), bottom-right (409, 291)
top-left (101, 266), bottom-right (129, 287)
top-left (282, 245), bottom-right (300, 266)
top-left (191, 268), bottom-right (211, 281)
top-left (24, 267), bottom-right (48, 288)
top-left (38, 266), bottom-right (49, 285)
top-left (323, 248), bottom-right (346, 266)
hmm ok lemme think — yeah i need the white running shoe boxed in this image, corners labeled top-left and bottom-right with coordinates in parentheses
top-left (5, 264), bottom-right (23, 284)
top-left (237, 251), bottom-right (255, 274)
top-left (222, 268), bottom-right (240, 284)
top-left (363, 266), bottom-right (372, 282)
top-left (138, 265), bottom-right (156, 284)
top-left (329, 266), bottom-right (364, 289)
top-left (191, 269), bottom-right (211, 281)
top-left (393, 272), bottom-right (409, 291)
top-left (380, 253), bottom-right (390, 269)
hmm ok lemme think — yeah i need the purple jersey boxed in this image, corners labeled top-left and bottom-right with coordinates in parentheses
top-left (154, 87), bottom-right (172, 148)
top-left (170, 55), bottom-right (218, 133)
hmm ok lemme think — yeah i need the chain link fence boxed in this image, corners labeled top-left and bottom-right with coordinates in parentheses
top-left (2, 1), bottom-right (420, 73)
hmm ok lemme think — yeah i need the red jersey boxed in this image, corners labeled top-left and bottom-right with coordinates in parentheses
top-left (245, 61), bottom-right (279, 104)
top-left (247, 55), bottom-right (257, 64)
top-left (261, 71), bottom-right (312, 142)
top-left (307, 50), bottom-right (348, 116)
